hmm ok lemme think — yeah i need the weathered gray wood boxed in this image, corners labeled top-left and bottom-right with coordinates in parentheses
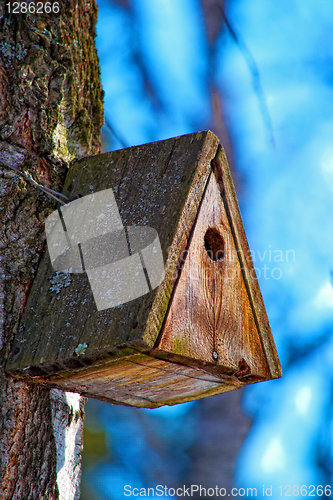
top-left (6, 131), bottom-right (282, 408)
top-left (6, 131), bottom-right (219, 370)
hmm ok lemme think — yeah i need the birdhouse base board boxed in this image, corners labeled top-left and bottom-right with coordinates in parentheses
top-left (18, 352), bottom-right (249, 408)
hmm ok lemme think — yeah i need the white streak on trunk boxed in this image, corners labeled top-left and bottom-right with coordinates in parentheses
top-left (50, 389), bottom-right (84, 500)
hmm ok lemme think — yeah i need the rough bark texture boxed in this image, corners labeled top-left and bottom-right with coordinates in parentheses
top-left (0, 1), bottom-right (103, 498)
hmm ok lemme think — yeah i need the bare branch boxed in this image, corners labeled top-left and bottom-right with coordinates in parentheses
top-left (0, 160), bottom-right (69, 205)
top-left (220, 7), bottom-right (275, 146)
top-left (104, 118), bottom-right (129, 149)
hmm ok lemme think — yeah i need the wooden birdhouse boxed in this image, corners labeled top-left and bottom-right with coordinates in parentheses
top-left (6, 131), bottom-right (282, 408)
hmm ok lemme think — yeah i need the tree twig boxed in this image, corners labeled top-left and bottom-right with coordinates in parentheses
top-left (0, 160), bottom-right (69, 205)
top-left (104, 118), bottom-right (129, 149)
top-left (220, 7), bottom-right (275, 146)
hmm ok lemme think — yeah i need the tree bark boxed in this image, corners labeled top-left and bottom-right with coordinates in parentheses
top-left (0, 1), bottom-right (103, 498)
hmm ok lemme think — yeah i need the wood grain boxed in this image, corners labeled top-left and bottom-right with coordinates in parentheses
top-left (6, 131), bottom-right (219, 374)
top-left (156, 171), bottom-right (269, 380)
top-left (5, 132), bottom-right (281, 407)
top-left (211, 147), bottom-right (282, 378)
top-left (14, 353), bottom-right (243, 408)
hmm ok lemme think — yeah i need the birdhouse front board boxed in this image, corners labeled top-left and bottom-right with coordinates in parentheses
top-left (6, 131), bottom-right (282, 408)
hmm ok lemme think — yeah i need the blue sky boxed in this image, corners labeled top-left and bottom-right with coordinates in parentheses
top-left (86, 0), bottom-right (333, 496)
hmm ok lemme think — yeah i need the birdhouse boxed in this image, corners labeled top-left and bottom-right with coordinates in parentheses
top-left (6, 131), bottom-right (282, 408)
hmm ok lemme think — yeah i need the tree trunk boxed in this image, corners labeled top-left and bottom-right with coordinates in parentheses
top-left (0, 1), bottom-right (103, 498)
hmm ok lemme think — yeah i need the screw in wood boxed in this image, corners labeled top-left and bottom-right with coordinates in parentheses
top-left (212, 350), bottom-right (218, 361)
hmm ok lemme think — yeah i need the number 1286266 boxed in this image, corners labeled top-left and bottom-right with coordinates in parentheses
top-left (6, 2), bottom-right (60, 14)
